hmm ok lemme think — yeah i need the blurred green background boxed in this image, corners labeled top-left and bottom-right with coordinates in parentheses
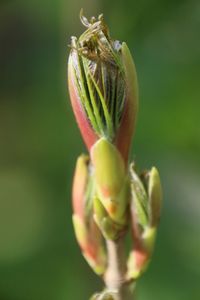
top-left (0, 0), bottom-right (200, 299)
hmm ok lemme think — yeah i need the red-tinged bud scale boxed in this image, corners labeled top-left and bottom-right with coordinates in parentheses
top-left (72, 154), bottom-right (106, 275)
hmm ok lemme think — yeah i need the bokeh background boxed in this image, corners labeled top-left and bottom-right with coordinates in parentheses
top-left (0, 0), bottom-right (200, 299)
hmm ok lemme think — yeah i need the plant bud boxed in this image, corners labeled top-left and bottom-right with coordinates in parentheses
top-left (68, 12), bottom-right (138, 164)
top-left (91, 138), bottom-right (129, 226)
top-left (127, 163), bottom-right (162, 280)
top-left (129, 164), bottom-right (162, 232)
top-left (72, 155), bottom-right (106, 275)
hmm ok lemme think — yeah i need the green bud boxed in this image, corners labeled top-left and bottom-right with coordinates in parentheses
top-left (130, 163), bottom-right (162, 229)
top-left (91, 138), bottom-right (125, 197)
top-left (128, 163), bottom-right (162, 280)
top-left (91, 138), bottom-right (129, 225)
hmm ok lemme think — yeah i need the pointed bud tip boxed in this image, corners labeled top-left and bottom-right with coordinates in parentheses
top-left (148, 167), bottom-right (162, 226)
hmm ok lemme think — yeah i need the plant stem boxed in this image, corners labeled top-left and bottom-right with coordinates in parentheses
top-left (104, 238), bottom-right (135, 300)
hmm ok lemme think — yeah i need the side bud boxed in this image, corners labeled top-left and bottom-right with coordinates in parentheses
top-left (72, 154), bottom-right (106, 275)
top-left (126, 163), bottom-right (162, 280)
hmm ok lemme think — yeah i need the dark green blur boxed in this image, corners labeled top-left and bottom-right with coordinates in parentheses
top-left (0, 0), bottom-right (199, 299)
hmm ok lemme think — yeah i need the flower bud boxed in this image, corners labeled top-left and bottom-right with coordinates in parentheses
top-left (68, 12), bottom-right (138, 164)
